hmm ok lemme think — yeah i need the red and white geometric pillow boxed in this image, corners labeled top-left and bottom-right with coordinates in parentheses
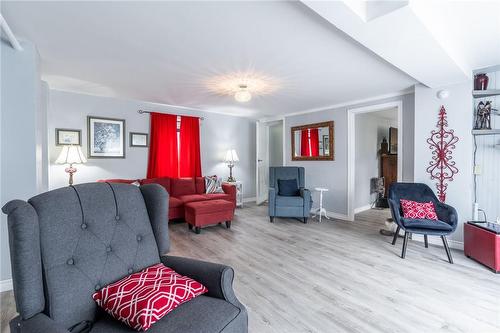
top-left (93, 263), bottom-right (208, 331)
top-left (400, 199), bottom-right (438, 220)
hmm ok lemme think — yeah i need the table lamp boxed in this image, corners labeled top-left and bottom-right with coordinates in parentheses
top-left (224, 149), bottom-right (239, 182)
top-left (55, 145), bottom-right (87, 185)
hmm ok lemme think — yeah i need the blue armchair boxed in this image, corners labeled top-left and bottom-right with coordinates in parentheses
top-left (388, 182), bottom-right (458, 263)
top-left (269, 167), bottom-right (312, 223)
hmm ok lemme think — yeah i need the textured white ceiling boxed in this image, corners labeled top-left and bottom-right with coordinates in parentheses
top-left (2, 1), bottom-right (417, 118)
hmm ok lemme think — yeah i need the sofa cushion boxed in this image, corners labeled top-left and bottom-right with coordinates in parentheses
top-left (171, 178), bottom-right (196, 197)
top-left (169, 197), bottom-right (183, 208)
top-left (93, 263), bottom-right (207, 331)
top-left (203, 193), bottom-right (231, 201)
top-left (178, 194), bottom-right (207, 204)
top-left (400, 199), bottom-right (438, 220)
top-left (195, 177), bottom-right (205, 194)
top-left (90, 295), bottom-right (241, 333)
top-left (402, 218), bottom-right (453, 231)
top-left (276, 195), bottom-right (303, 207)
top-left (278, 179), bottom-right (299, 196)
top-left (142, 178), bottom-right (171, 194)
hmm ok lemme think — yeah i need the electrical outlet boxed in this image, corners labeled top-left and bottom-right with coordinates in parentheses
top-left (474, 165), bottom-right (482, 175)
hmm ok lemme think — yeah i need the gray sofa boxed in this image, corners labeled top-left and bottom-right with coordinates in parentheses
top-left (268, 167), bottom-right (312, 223)
top-left (2, 182), bottom-right (247, 333)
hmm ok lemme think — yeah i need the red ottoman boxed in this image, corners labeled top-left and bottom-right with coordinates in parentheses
top-left (185, 199), bottom-right (235, 234)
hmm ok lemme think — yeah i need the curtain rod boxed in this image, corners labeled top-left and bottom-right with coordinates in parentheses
top-left (138, 109), bottom-right (204, 120)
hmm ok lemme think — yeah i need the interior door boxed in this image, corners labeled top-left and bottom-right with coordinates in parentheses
top-left (256, 121), bottom-right (269, 205)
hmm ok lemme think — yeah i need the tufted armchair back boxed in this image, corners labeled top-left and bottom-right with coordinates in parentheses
top-left (269, 167), bottom-right (305, 190)
top-left (2, 182), bottom-right (169, 330)
top-left (388, 182), bottom-right (439, 214)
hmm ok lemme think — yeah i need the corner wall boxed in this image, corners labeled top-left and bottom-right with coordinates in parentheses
top-left (1, 39), bottom-right (47, 286)
top-left (48, 90), bottom-right (256, 198)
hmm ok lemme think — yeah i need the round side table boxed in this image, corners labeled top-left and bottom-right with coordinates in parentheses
top-left (313, 187), bottom-right (330, 222)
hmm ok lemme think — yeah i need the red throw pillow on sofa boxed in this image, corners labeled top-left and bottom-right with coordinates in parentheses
top-left (93, 263), bottom-right (207, 331)
top-left (400, 199), bottom-right (438, 220)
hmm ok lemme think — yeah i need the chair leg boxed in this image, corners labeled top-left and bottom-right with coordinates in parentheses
top-left (392, 226), bottom-right (400, 245)
top-left (225, 221), bottom-right (231, 229)
top-left (188, 224), bottom-right (193, 230)
top-left (401, 232), bottom-right (410, 259)
top-left (441, 236), bottom-right (453, 264)
top-left (270, 216), bottom-right (274, 223)
top-left (424, 235), bottom-right (428, 248)
top-left (303, 217), bottom-right (308, 224)
top-left (195, 227), bottom-right (201, 234)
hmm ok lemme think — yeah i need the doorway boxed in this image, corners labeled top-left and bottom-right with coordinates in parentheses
top-left (256, 119), bottom-right (284, 205)
top-left (347, 101), bottom-right (403, 221)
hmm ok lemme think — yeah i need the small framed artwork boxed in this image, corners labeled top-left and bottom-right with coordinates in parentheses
top-left (56, 128), bottom-right (81, 146)
top-left (87, 116), bottom-right (126, 158)
top-left (130, 132), bottom-right (148, 147)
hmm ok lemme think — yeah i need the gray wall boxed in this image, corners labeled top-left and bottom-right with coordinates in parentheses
top-left (48, 90), bottom-right (256, 198)
top-left (1, 40), bottom-right (46, 283)
top-left (354, 112), bottom-right (397, 209)
top-left (414, 82), bottom-right (472, 246)
top-left (269, 122), bottom-right (283, 167)
top-left (285, 93), bottom-right (415, 216)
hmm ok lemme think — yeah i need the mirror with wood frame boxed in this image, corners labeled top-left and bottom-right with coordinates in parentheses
top-left (291, 121), bottom-right (334, 161)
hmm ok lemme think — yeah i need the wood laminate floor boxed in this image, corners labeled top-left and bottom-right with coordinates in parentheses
top-left (1, 205), bottom-right (499, 333)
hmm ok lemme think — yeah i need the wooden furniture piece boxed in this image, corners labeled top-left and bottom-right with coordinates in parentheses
top-left (381, 153), bottom-right (397, 198)
top-left (464, 222), bottom-right (500, 273)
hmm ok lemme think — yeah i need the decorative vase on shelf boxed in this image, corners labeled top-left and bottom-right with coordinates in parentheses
top-left (474, 73), bottom-right (489, 90)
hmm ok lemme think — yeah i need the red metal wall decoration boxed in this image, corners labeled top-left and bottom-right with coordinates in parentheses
top-left (426, 106), bottom-right (459, 202)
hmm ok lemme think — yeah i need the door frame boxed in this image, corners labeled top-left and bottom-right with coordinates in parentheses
top-left (256, 118), bottom-right (285, 205)
top-left (347, 101), bottom-right (403, 221)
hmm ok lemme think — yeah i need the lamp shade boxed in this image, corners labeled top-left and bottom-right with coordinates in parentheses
top-left (55, 145), bottom-right (87, 165)
top-left (224, 149), bottom-right (239, 163)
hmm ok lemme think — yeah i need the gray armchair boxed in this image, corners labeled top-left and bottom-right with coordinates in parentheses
top-left (2, 182), bottom-right (247, 333)
top-left (268, 166), bottom-right (312, 223)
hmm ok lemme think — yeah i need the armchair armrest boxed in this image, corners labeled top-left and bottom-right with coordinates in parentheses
top-left (10, 314), bottom-right (69, 333)
top-left (435, 201), bottom-right (458, 230)
top-left (300, 188), bottom-right (312, 217)
top-left (388, 198), bottom-right (403, 228)
top-left (268, 187), bottom-right (276, 216)
top-left (161, 255), bottom-right (239, 306)
top-left (222, 183), bottom-right (237, 208)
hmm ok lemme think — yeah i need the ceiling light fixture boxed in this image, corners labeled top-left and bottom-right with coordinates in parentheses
top-left (205, 71), bottom-right (281, 103)
top-left (234, 84), bottom-right (252, 103)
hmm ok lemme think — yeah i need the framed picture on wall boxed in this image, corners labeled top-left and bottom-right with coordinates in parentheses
top-left (130, 132), bottom-right (148, 147)
top-left (87, 116), bottom-right (125, 158)
top-left (55, 128), bottom-right (81, 145)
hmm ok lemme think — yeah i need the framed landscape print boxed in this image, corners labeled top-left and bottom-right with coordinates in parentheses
top-left (87, 116), bottom-right (125, 158)
top-left (130, 132), bottom-right (148, 147)
top-left (56, 128), bottom-right (81, 145)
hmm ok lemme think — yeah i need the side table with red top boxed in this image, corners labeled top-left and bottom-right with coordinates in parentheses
top-left (464, 221), bottom-right (500, 273)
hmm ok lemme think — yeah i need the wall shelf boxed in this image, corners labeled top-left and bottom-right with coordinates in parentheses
top-left (472, 129), bottom-right (500, 136)
top-left (473, 90), bottom-right (500, 98)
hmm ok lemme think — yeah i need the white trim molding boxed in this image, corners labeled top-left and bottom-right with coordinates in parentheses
top-left (354, 205), bottom-right (372, 214)
top-left (347, 100), bottom-right (404, 221)
top-left (242, 197), bottom-right (257, 203)
top-left (0, 279), bottom-right (13, 292)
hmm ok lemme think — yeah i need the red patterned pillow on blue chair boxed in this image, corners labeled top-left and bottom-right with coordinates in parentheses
top-left (400, 199), bottom-right (438, 220)
top-left (93, 263), bottom-right (207, 331)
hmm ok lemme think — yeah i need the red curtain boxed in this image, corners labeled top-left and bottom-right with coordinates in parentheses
top-left (309, 128), bottom-right (319, 156)
top-left (301, 129), bottom-right (309, 156)
top-left (300, 129), bottom-right (320, 156)
top-left (179, 116), bottom-right (202, 177)
top-left (147, 113), bottom-right (179, 178)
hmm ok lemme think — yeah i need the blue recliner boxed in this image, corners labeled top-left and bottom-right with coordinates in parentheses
top-left (388, 182), bottom-right (458, 263)
top-left (268, 167), bottom-right (312, 224)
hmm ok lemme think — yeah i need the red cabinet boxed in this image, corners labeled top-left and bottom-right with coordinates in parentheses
top-left (464, 222), bottom-right (500, 273)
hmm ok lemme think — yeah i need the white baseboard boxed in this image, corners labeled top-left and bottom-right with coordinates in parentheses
top-left (242, 197), bottom-right (256, 203)
top-left (0, 279), bottom-right (13, 292)
top-left (410, 234), bottom-right (464, 250)
top-left (354, 205), bottom-right (372, 214)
